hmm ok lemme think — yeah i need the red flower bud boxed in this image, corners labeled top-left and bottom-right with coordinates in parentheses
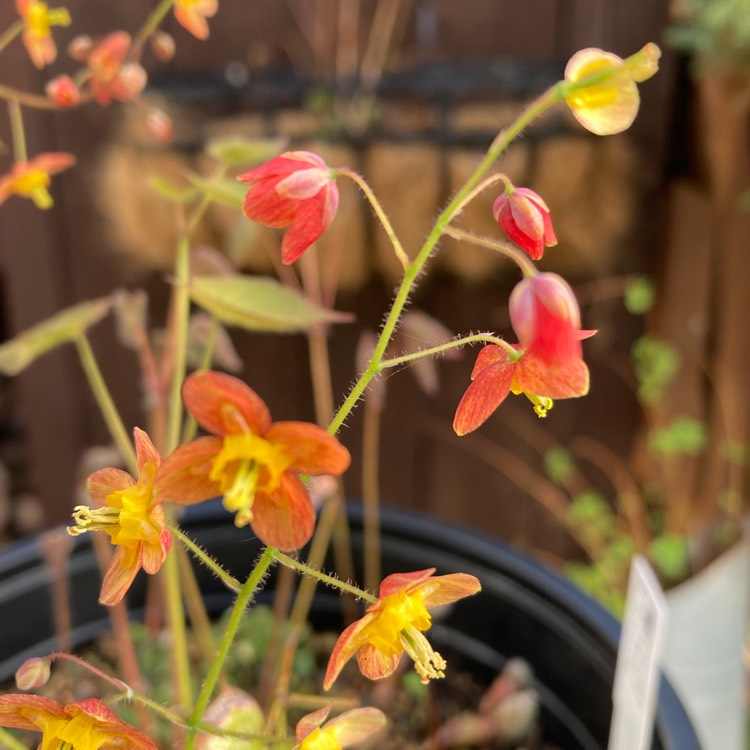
top-left (492, 187), bottom-right (556, 260)
top-left (45, 75), bottom-right (81, 107)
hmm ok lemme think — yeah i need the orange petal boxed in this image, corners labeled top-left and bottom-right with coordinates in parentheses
top-left (280, 186), bottom-right (339, 265)
top-left (513, 354), bottom-right (590, 399)
top-left (378, 568), bottom-right (436, 598)
top-left (156, 436), bottom-right (223, 505)
top-left (323, 614), bottom-right (375, 691)
top-left (99, 545), bottom-right (140, 606)
top-left (251, 472), bottom-right (314, 550)
top-left (453, 349), bottom-right (515, 436)
top-left (327, 707), bottom-right (388, 746)
top-left (134, 427), bottom-right (160, 471)
top-left (0, 694), bottom-right (65, 731)
top-left (68, 699), bottom-right (158, 750)
top-left (182, 371), bottom-right (272, 436)
top-left (265, 422), bottom-right (350, 476)
top-left (357, 643), bottom-right (401, 681)
top-left (141, 526), bottom-right (172, 575)
top-left (87, 468), bottom-right (135, 506)
top-left (31, 151), bottom-right (76, 176)
top-left (417, 573), bottom-right (482, 608)
top-left (295, 705), bottom-right (331, 742)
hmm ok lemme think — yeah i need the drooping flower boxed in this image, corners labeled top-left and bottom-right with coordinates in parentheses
top-left (45, 74), bottom-right (81, 107)
top-left (295, 705), bottom-right (387, 750)
top-left (174, 0), bottom-right (218, 40)
top-left (239, 151), bottom-right (340, 265)
top-left (564, 43), bottom-right (661, 136)
top-left (324, 568), bottom-right (481, 690)
top-left (492, 185), bottom-right (557, 260)
top-left (87, 32), bottom-right (147, 105)
top-left (157, 371), bottom-right (351, 550)
top-left (68, 428), bottom-right (171, 606)
top-left (0, 695), bottom-right (157, 750)
top-left (0, 152), bottom-right (76, 210)
top-left (16, 0), bottom-right (71, 69)
top-left (453, 273), bottom-right (591, 434)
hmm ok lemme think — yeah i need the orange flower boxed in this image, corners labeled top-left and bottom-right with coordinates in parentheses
top-left (564, 43), bottom-right (660, 136)
top-left (16, 0), bottom-right (71, 69)
top-left (87, 32), bottom-right (147, 105)
top-left (174, 0), bottom-right (218, 40)
top-left (157, 371), bottom-right (351, 550)
top-left (0, 695), bottom-right (157, 750)
top-left (324, 568), bottom-right (481, 690)
top-left (295, 705), bottom-right (387, 750)
top-left (239, 151), bottom-right (340, 265)
top-left (0, 152), bottom-right (75, 210)
top-left (68, 428), bottom-right (171, 606)
top-left (453, 273), bottom-right (592, 434)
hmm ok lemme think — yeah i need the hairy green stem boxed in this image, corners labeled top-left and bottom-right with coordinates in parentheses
top-left (272, 550), bottom-right (377, 603)
top-left (75, 334), bottom-right (138, 474)
top-left (172, 525), bottom-right (241, 591)
top-left (445, 226), bottom-right (537, 276)
top-left (185, 547), bottom-right (277, 750)
top-left (163, 541), bottom-right (193, 710)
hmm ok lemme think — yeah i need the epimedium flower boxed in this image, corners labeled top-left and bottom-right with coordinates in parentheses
top-left (45, 74), bottom-right (81, 107)
top-left (157, 370), bottom-right (351, 550)
top-left (0, 695), bottom-right (157, 750)
top-left (492, 185), bottom-right (557, 260)
top-left (453, 273), bottom-right (592, 435)
top-left (0, 152), bottom-right (76, 210)
top-left (87, 31), bottom-right (147, 105)
top-left (295, 705), bottom-right (387, 750)
top-left (174, 0), bottom-right (218, 40)
top-left (323, 568), bottom-right (481, 690)
top-left (16, 0), bottom-right (71, 69)
top-left (68, 428), bottom-right (171, 606)
top-left (239, 151), bottom-right (340, 265)
top-left (564, 43), bottom-right (661, 136)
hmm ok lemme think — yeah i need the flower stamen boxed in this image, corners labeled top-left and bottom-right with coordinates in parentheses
top-left (400, 626), bottom-right (447, 683)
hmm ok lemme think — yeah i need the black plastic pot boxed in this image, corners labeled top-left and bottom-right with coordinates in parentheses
top-left (0, 503), bottom-right (699, 749)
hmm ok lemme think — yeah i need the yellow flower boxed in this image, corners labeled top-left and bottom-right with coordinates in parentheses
top-left (174, 0), bottom-right (218, 40)
top-left (295, 706), bottom-right (387, 750)
top-left (16, 0), bottom-right (71, 68)
top-left (564, 43), bottom-right (661, 135)
top-left (0, 695), bottom-right (157, 750)
top-left (68, 428), bottom-right (171, 606)
top-left (0, 152), bottom-right (75, 210)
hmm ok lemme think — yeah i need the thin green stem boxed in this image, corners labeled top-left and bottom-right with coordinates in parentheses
top-left (163, 542), bottom-right (193, 709)
top-left (272, 550), bottom-right (377, 603)
top-left (337, 167), bottom-right (409, 269)
top-left (185, 547), bottom-right (277, 750)
top-left (380, 332), bottom-right (517, 370)
top-left (451, 172), bottom-right (510, 217)
top-left (0, 727), bottom-right (28, 750)
top-left (8, 98), bottom-right (27, 163)
top-left (0, 20), bottom-right (23, 56)
top-left (131, 0), bottom-right (175, 57)
top-left (166, 236), bottom-right (191, 453)
top-left (180, 315), bottom-right (219, 444)
top-left (171, 525), bottom-right (241, 591)
top-left (445, 226), bottom-right (537, 276)
top-left (75, 335), bottom-right (138, 475)
top-left (327, 85), bottom-right (562, 437)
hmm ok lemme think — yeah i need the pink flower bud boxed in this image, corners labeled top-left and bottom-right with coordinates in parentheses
top-left (45, 75), bottom-right (81, 107)
top-left (15, 658), bottom-right (51, 690)
top-left (150, 31), bottom-right (175, 62)
top-left (67, 34), bottom-right (92, 61)
top-left (145, 107), bottom-right (173, 143)
top-left (492, 187), bottom-right (557, 260)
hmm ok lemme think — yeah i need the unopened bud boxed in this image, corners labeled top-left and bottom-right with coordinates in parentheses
top-left (145, 107), bottom-right (173, 143)
top-left (45, 75), bottom-right (81, 107)
top-left (67, 34), bottom-right (92, 61)
top-left (151, 31), bottom-right (176, 62)
top-left (15, 658), bottom-right (51, 690)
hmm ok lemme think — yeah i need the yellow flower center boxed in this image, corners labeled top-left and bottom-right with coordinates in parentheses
top-left (68, 462), bottom-right (161, 548)
top-left (36, 713), bottom-right (107, 750)
top-left (361, 589), bottom-right (447, 683)
top-left (299, 727), bottom-right (341, 750)
top-left (11, 167), bottom-right (54, 209)
top-left (24, 2), bottom-right (71, 35)
top-left (210, 433), bottom-right (292, 527)
top-left (565, 57), bottom-right (623, 111)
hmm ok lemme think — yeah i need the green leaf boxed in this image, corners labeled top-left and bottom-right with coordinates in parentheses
top-left (649, 533), bottom-right (690, 581)
top-left (149, 176), bottom-right (198, 203)
top-left (649, 417), bottom-right (708, 455)
top-left (0, 297), bottom-right (112, 375)
top-left (187, 173), bottom-right (248, 209)
top-left (206, 136), bottom-right (287, 168)
top-left (624, 276), bottom-right (656, 315)
top-left (189, 275), bottom-right (353, 333)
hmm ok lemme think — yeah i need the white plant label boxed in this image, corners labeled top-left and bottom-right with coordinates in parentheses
top-left (608, 555), bottom-right (669, 750)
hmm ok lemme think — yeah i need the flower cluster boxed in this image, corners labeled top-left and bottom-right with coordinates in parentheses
top-left (0, 5), bottom-right (660, 746)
